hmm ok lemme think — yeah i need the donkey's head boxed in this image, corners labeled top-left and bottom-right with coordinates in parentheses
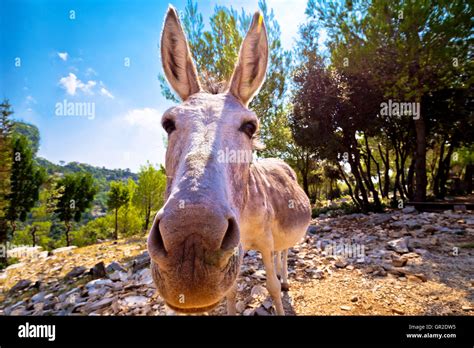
top-left (147, 6), bottom-right (268, 313)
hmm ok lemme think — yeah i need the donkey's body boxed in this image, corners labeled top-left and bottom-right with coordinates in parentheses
top-left (229, 158), bottom-right (310, 314)
top-left (241, 158), bottom-right (310, 254)
top-left (148, 6), bottom-right (311, 315)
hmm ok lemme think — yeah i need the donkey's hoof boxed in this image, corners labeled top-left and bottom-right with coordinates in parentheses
top-left (281, 282), bottom-right (290, 292)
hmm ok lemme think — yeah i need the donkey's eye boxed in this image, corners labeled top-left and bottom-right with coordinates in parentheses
top-left (162, 119), bottom-right (176, 134)
top-left (240, 121), bottom-right (257, 138)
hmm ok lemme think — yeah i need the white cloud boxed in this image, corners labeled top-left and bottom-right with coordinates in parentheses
top-left (58, 73), bottom-right (96, 96)
top-left (100, 87), bottom-right (114, 99)
top-left (85, 67), bottom-right (97, 77)
top-left (124, 108), bottom-right (162, 129)
top-left (58, 52), bottom-right (69, 61)
top-left (25, 95), bottom-right (37, 104)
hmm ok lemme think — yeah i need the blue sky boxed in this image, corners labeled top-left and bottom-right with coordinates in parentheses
top-left (0, 0), bottom-right (312, 171)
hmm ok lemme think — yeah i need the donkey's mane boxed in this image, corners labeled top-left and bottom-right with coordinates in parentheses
top-left (199, 70), bottom-right (228, 95)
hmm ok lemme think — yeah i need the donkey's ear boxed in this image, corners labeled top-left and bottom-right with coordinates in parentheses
top-left (161, 6), bottom-right (201, 101)
top-left (229, 12), bottom-right (268, 106)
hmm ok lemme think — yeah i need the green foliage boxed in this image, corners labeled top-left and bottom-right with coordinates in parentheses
top-left (107, 180), bottom-right (130, 239)
top-left (54, 172), bottom-right (98, 245)
top-left (72, 216), bottom-right (112, 247)
top-left (133, 163), bottom-right (166, 231)
top-left (12, 121), bottom-right (40, 155)
top-left (6, 134), bottom-right (45, 230)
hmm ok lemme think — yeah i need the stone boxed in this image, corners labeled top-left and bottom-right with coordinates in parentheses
top-left (387, 238), bottom-right (409, 254)
top-left (236, 301), bottom-right (246, 313)
top-left (65, 266), bottom-right (88, 279)
top-left (83, 298), bottom-right (114, 313)
top-left (10, 279), bottom-right (32, 292)
top-left (262, 299), bottom-right (273, 310)
top-left (51, 246), bottom-right (77, 255)
top-left (461, 306), bottom-right (472, 311)
top-left (90, 262), bottom-right (106, 279)
top-left (340, 305), bottom-right (352, 311)
top-left (453, 205), bottom-right (467, 212)
top-left (106, 261), bottom-right (126, 273)
top-left (307, 225), bottom-right (319, 235)
top-left (109, 271), bottom-right (129, 282)
top-left (31, 291), bottom-right (46, 303)
top-left (254, 306), bottom-right (270, 316)
top-left (391, 256), bottom-right (407, 267)
top-left (246, 250), bottom-right (257, 257)
top-left (122, 295), bottom-right (148, 307)
top-left (253, 269), bottom-right (266, 280)
top-left (402, 206), bottom-right (416, 214)
top-left (335, 259), bottom-right (348, 268)
top-left (132, 251), bottom-right (150, 272)
top-left (350, 296), bottom-right (359, 302)
top-left (250, 285), bottom-right (267, 299)
top-left (243, 308), bottom-right (254, 316)
top-left (86, 278), bottom-right (113, 289)
top-left (392, 308), bottom-right (405, 315)
top-left (322, 225), bottom-right (332, 232)
top-left (406, 274), bottom-right (426, 283)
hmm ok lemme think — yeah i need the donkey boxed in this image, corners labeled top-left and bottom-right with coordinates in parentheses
top-left (147, 6), bottom-right (311, 315)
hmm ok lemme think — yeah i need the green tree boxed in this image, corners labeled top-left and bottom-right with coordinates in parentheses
top-left (54, 173), bottom-right (98, 246)
top-left (12, 121), bottom-right (40, 155)
top-left (0, 99), bottom-right (13, 266)
top-left (307, 0), bottom-right (473, 201)
top-left (107, 180), bottom-right (130, 240)
top-left (133, 163), bottom-right (166, 231)
top-left (6, 134), bottom-right (45, 234)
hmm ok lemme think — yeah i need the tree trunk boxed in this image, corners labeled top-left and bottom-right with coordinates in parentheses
top-left (144, 206), bottom-right (150, 232)
top-left (31, 225), bottom-right (37, 247)
top-left (407, 157), bottom-right (416, 200)
top-left (377, 143), bottom-right (390, 198)
top-left (337, 163), bottom-right (360, 210)
top-left (302, 171), bottom-right (309, 197)
top-left (439, 145), bottom-right (454, 198)
top-left (414, 117), bottom-right (427, 202)
top-left (65, 222), bottom-right (71, 247)
top-left (433, 140), bottom-right (446, 198)
top-left (114, 208), bottom-right (119, 240)
top-left (0, 219), bottom-right (8, 266)
top-left (348, 155), bottom-right (370, 211)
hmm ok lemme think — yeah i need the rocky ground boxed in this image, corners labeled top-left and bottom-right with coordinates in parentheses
top-left (0, 209), bottom-right (473, 316)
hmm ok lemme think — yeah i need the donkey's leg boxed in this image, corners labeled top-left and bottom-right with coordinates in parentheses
top-left (280, 249), bottom-right (289, 291)
top-left (274, 250), bottom-right (282, 279)
top-left (226, 280), bottom-right (237, 315)
top-left (261, 249), bottom-right (285, 315)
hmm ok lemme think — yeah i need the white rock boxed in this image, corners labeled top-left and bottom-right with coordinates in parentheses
top-left (386, 238), bottom-right (409, 254)
top-left (250, 285), bottom-right (267, 299)
top-left (86, 279), bottom-right (113, 289)
top-left (51, 246), bottom-right (77, 255)
top-left (122, 295), bottom-right (148, 307)
top-left (236, 301), bottom-right (246, 313)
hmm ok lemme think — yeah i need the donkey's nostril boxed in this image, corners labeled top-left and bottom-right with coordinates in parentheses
top-left (147, 219), bottom-right (167, 260)
top-left (220, 217), bottom-right (239, 251)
